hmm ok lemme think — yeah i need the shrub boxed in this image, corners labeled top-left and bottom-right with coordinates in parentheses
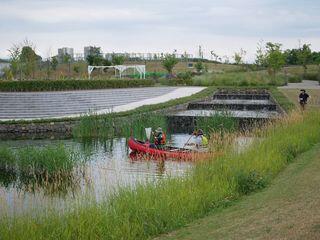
top-left (303, 72), bottom-right (318, 80)
top-left (176, 71), bottom-right (193, 85)
top-left (236, 170), bottom-right (267, 195)
top-left (287, 75), bottom-right (301, 83)
top-left (0, 79), bottom-right (155, 92)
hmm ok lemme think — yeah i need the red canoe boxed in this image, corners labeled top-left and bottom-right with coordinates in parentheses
top-left (128, 137), bottom-right (203, 160)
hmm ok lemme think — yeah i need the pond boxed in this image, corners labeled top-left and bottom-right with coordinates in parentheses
top-left (0, 134), bottom-right (194, 217)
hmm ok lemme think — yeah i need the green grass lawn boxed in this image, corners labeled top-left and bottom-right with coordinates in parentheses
top-left (157, 143), bottom-right (320, 240)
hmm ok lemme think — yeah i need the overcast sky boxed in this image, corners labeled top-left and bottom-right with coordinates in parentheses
top-left (0, 0), bottom-right (319, 61)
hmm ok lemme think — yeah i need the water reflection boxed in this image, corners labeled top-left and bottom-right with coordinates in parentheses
top-left (0, 167), bottom-right (84, 197)
top-left (0, 135), bottom-right (193, 216)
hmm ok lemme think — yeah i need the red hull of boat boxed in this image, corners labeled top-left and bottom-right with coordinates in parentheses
top-left (128, 137), bottom-right (196, 160)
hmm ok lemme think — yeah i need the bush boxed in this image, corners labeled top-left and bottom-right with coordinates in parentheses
top-left (176, 71), bottom-right (193, 85)
top-left (236, 170), bottom-right (267, 195)
top-left (287, 75), bottom-right (301, 83)
top-left (0, 79), bottom-right (155, 92)
top-left (303, 73), bottom-right (318, 80)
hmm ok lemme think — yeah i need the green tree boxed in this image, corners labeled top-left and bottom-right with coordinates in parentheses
top-left (233, 48), bottom-right (247, 71)
top-left (255, 42), bottom-right (267, 67)
top-left (102, 59), bottom-right (112, 66)
top-left (20, 42), bottom-right (41, 79)
top-left (8, 44), bottom-right (21, 80)
top-left (265, 42), bottom-right (285, 79)
top-left (111, 54), bottom-right (125, 65)
top-left (313, 52), bottom-right (320, 81)
top-left (73, 65), bottom-right (80, 74)
top-left (297, 44), bottom-right (312, 76)
top-left (50, 56), bottom-right (58, 71)
top-left (283, 48), bottom-right (299, 65)
top-left (8, 40), bottom-right (41, 80)
top-left (86, 55), bottom-right (105, 66)
top-left (233, 48), bottom-right (246, 65)
top-left (86, 47), bottom-right (104, 66)
top-left (195, 61), bottom-right (204, 73)
top-left (45, 58), bottom-right (51, 80)
top-left (63, 54), bottom-right (72, 76)
top-left (3, 67), bottom-right (14, 80)
top-left (162, 54), bottom-right (178, 76)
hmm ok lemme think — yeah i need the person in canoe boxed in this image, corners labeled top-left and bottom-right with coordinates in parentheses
top-left (187, 129), bottom-right (208, 149)
top-left (197, 129), bottom-right (208, 147)
top-left (151, 127), bottom-right (167, 149)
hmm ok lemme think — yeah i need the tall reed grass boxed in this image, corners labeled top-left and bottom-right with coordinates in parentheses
top-left (73, 112), bottom-right (167, 140)
top-left (0, 144), bottom-right (84, 196)
top-left (0, 144), bottom-right (80, 176)
top-left (1, 110), bottom-right (319, 239)
top-left (192, 71), bottom-right (296, 87)
top-left (196, 112), bottom-right (238, 134)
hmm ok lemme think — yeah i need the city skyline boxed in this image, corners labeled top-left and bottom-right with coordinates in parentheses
top-left (1, 0), bottom-right (320, 62)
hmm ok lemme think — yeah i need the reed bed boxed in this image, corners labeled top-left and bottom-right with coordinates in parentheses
top-left (1, 110), bottom-right (320, 239)
top-left (196, 112), bottom-right (238, 135)
top-left (73, 112), bottom-right (167, 140)
top-left (0, 144), bottom-right (84, 196)
top-left (192, 71), bottom-right (288, 86)
top-left (0, 144), bottom-right (78, 175)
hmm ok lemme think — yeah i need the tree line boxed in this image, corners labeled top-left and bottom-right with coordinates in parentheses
top-left (1, 40), bottom-right (320, 81)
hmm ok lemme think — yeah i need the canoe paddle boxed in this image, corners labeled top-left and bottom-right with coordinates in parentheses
top-left (183, 134), bottom-right (194, 148)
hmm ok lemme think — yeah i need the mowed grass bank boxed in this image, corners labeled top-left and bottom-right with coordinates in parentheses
top-left (1, 111), bottom-right (320, 239)
top-left (158, 143), bottom-right (320, 240)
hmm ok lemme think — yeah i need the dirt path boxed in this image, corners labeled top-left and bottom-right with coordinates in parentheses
top-left (157, 144), bottom-right (320, 240)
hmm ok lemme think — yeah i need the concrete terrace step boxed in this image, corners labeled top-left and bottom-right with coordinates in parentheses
top-left (213, 94), bottom-right (270, 100)
top-left (170, 109), bottom-right (280, 119)
top-left (188, 99), bottom-right (277, 111)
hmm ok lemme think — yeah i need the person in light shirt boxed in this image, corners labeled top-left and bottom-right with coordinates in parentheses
top-left (187, 129), bottom-right (208, 149)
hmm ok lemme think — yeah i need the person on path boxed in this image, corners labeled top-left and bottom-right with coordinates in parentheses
top-left (299, 89), bottom-right (310, 111)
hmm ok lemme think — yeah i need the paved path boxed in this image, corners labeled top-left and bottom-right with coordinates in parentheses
top-left (278, 80), bottom-right (320, 89)
top-left (0, 87), bottom-right (205, 121)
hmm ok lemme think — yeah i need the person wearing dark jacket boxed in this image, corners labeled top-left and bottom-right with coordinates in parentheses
top-left (299, 89), bottom-right (310, 111)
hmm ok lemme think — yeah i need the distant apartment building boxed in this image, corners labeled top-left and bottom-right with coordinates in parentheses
top-left (74, 53), bottom-right (84, 61)
top-left (84, 46), bottom-right (102, 60)
top-left (58, 47), bottom-right (74, 61)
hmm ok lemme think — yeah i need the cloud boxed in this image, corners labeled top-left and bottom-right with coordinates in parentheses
top-left (0, 0), bottom-right (319, 60)
top-left (0, 3), bottom-right (154, 23)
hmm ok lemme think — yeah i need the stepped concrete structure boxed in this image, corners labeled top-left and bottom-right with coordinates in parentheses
top-left (167, 89), bottom-right (282, 133)
top-left (0, 87), bottom-right (205, 121)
